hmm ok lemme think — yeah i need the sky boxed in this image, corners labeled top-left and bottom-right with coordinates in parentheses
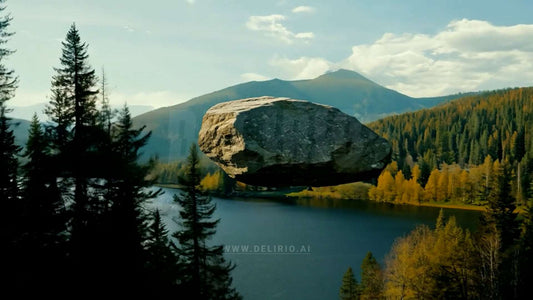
top-left (6, 0), bottom-right (533, 108)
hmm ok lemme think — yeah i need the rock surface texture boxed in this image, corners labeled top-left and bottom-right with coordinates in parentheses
top-left (198, 96), bottom-right (391, 187)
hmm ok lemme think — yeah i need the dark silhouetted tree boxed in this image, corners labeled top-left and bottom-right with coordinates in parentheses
top-left (340, 267), bottom-right (360, 300)
top-left (146, 209), bottom-right (180, 296)
top-left (102, 105), bottom-right (161, 296)
top-left (0, 0), bottom-right (21, 293)
top-left (20, 114), bottom-right (67, 296)
top-left (173, 144), bottom-right (241, 300)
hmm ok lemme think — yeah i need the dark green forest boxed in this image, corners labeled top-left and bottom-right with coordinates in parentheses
top-left (367, 88), bottom-right (532, 206)
top-left (0, 2), bottom-right (239, 299)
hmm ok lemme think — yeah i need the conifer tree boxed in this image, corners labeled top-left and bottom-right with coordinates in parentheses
top-left (517, 196), bottom-right (533, 298)
top-left (0, 0), bottom-right (21, 292)
top-left (340, 267), bottom-right (360, 300)
top-left (98, 67), bottom-right (114, 135)
top-left (46, 24), bottom-right (101, 280)
top-left (173, 144), bottom-right (241, 300)
top-left (360, 252), bottom-right (383, 299)
top-left (0, 106), bottom-right (18, 201)
top-left (0, 0), bottom-right (18, 210)
top-left (101, 105), bottom-right (161, 296)
top-left (486, 160), bottom-right (518, 251)
top-left (20, 114), bottom-right (67, 296)
top-left (146, 209), bottom-right (180, 296)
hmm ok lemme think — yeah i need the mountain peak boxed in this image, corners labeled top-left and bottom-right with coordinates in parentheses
top-left (319, 69), bottom-right (370, 80)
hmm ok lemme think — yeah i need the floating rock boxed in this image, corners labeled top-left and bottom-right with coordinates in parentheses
top-left (198, 96), bottom-right (391, 187)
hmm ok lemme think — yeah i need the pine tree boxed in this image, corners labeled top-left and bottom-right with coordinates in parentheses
top-left (101, 105), bottom-right (162, 296)
top-left (0, 106), bottom-right (19, 201)
top-left (0, 0), bottom-right (18, 209)
top-left (145, 209), bottom-right (180, 296)
top-left (20, 114), bottom-right (67, 296)
top-left (45, 87), bottom-right (73, 152)
top-left (360, 252), bottom-right (383, 300)
top-left (46, 24), bottom-right (101, 281)
top-left (340, 267), bottom-right (360, 300)
top-left (0, 0), bottom-right (16, 107)
top-left (98, 67), bottom-right (114, 135)
top-left (486, 160), bottom-right (518, 251)
top-left (173, 144), bottom-right (241, 300)
top-left (517, 197), bottom-right (533, 298)
top-left (0, 0), bottom-right (21, 292)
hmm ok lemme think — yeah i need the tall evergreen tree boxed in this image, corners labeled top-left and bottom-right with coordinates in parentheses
top-left (46, 23), bottom-right (101, 278)
top-left (0, 0), bottom-right (20, 292)
top-left (173, 144), bottom-right (241, 300)
top-left (146, 209), bottom-right (180, 296)
top-left (102, 105), bottom-right (161, 296)
top-left (478, 160), bottom-right (520, 298)
top-left (517, 196), bottom-right (533, 299)
top-left (360, 252), bottom-right (384, 300)
top-left (0, 0), bottom-right (16, 106)
top-left (0, 0), bottom-right (18, 208)
top-left (485, 160), bottom-right (518, 251)
top-left (340, 267), bottom-right (360, 300)
top-left (98, 67), bottom-right (114, 135)
top-left (20, 114), bottom-right (67, 296)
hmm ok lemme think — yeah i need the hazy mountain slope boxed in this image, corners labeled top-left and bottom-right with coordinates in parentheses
top-left (9, 118), bottom-right (31, 148)
top-left (133, 69), bottom-right (462, 161)
top-left (11, 103), bottom-right (154, 121)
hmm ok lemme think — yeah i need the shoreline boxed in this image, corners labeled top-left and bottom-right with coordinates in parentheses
top-left (416, 202), bottom-right (486, 212)
top-left (156, 184), bottom-right (493, 212)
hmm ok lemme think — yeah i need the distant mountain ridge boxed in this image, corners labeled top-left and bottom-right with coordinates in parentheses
top-left (132, 69), bottom-right (469, 162)
top-left (10, 103), bottom-right (154, 122)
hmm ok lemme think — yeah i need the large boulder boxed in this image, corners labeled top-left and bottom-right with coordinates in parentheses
top-left (198, 96), bottom-right (391, 187)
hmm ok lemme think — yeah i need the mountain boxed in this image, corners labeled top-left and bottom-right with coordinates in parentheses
top-left (11, 103), bottom-right (154, 121)
top-left (9, 118), bottom-right (31, 149)
top-left (133, 69), bottom-right (467, 162)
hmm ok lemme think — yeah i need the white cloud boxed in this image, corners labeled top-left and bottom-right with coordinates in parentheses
top-left (246, 14), bottom-right (314, 44)
top-left (292, 6), bottom-right (315, 14)
top-left (241, 72), bottom-right (271, 82)
top-left (270, 56), bottom-right (333, 80)
top-left (342, 19), bottom-right (533, 97)
top-left (186, 0), bottom-right (196, 4)
top-left (123, 25), bottom-right (135, 33)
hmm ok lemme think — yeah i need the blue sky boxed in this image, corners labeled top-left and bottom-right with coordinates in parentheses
top-left (7, 0), bottom-right (533, 108)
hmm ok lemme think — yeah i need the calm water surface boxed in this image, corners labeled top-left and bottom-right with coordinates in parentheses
top-left (149, 188), bottom-right (481, 300)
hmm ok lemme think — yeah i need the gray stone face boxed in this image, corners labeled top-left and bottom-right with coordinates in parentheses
top-left (198, 96), bottom-right (391, 187)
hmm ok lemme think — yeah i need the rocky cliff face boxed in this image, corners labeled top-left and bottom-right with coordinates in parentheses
top-left (198, 96), bottom-right (391, 187)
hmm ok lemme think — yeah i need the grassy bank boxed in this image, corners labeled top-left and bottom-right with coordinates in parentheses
top-left (157, 183), bottom-right (526, 213)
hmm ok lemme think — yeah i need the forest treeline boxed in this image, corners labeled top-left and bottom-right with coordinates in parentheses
top-left (340, 206), bottom-right (533, 300)
top-left (367, 88), bottom-right (532, 206)
top-left (0, 2), bottom-right (239, 298)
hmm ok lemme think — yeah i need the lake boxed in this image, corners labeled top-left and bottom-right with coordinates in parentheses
top-left (148, 187), bottom-right (481, 300)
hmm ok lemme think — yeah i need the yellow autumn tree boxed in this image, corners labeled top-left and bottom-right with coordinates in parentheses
top-left (384, 212), bottom-right (479, 299)
top-left (411, 164), bottom-right (421, 183)
top-left (437, 165), bottom-right (449, 202)
top-left (394, 171), bottom-right (405, 202)
top-left (424, 169), bottom-right (440, 202)
top-left (369, 170), bottom-right (396, 202)
top-left (200, 171), bottom-right (223, 192)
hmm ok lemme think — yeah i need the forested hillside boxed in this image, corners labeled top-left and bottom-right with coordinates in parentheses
top-left (366, 87), bottom-right (532, 206)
